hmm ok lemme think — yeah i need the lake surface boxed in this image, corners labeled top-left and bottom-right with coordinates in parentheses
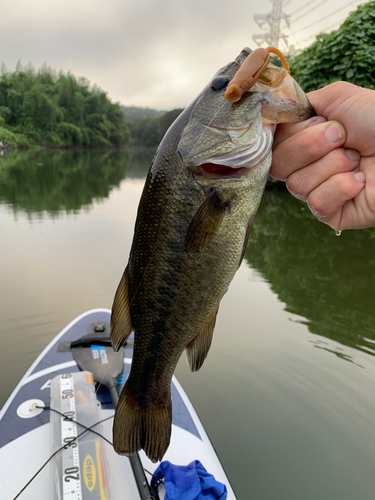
top-left (1, 149), bottom-right (375, 499)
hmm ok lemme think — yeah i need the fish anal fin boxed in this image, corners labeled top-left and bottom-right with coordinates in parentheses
top-left (186, 307), bottom-right (219, 372)
top-left (185, 188), bottom-right (229, 253)
top-left (113, 384), bottom-right (172, 463)
top-left (238, 215), bottom-right (255, 268)
top-left (111, 264), bottom-right (133, 352)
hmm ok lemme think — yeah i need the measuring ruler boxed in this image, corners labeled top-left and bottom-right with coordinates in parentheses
top-left (60, 373), bottom-right (83, 500)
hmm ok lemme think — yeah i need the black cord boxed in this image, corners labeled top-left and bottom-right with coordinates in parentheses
top-left (14, 406), bottom-right (163, 500)
top-left (144, 468), bottom-right (164, 488)
top-left (37, 405), bottom-right (113, 446)
top-left (12, 414), bottom-right (114, 500)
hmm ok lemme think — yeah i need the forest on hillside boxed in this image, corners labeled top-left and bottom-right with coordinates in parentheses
top-left (0, 63), bottom-right (181, 150)
top-left (0, 64), bottom-right (131, 149)
top-left (127, 108), bottom-right (184, 147)
top-left (120, 105), bottom-right (166, 122)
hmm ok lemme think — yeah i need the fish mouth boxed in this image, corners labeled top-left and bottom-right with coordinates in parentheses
top-left (193, 121), bottom-right (275, 180)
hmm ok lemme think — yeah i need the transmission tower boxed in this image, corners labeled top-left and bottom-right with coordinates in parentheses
top-left (253, 0), bottom-right (291, 49)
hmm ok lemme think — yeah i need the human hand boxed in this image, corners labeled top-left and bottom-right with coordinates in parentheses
top-left (270, 81), bottom-right (375, 230)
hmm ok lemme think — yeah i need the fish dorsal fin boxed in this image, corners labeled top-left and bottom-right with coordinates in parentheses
top-left (111, 264), bottom-right (133, 352)
top-left (186, 306), bottom-right (219, 372)
top-left (185, 188), bottom-right (229, 253)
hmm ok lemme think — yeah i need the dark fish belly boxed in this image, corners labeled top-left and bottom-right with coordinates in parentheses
top-left (127, 178), bottom-right (252, 397)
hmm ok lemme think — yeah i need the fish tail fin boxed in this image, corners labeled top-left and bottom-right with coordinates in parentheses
top-left (113, 384), bottom-right (172, 463)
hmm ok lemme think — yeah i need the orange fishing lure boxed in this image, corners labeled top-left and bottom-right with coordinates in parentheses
top-left (224, 46), bottom-right (290, 103)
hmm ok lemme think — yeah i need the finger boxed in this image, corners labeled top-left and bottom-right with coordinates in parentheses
top-left (273, 116), bottom-right (326, 149)
top-left (286, 148), bottom-right (360, 201)
top-left (339, 158), bottom-right (375, 230)
top-left (307, 83), bottom-right (375, 157)
top-left (270, 120), bottom-right (347, 181)
top-left (307, 171), bottom-right (366, 227)
top-left (307, 82), bottom-right (359, 120)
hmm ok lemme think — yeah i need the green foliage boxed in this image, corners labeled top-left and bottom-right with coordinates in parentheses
top-left (290, 1), bottom-right (375, 92)
top-left (0, 126), bottom-right (30, 148)
top-left (0, 64), bottom-right (131, 148)
top-left (128, 108), bottom-right (184, 147)
top-left (128, 117), bottom-right (159, 147)
top-left (157, 109), bottom-right (183, 138)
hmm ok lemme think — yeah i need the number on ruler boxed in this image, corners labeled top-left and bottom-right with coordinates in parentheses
top-left (64, 466), bottom-right (80, 482)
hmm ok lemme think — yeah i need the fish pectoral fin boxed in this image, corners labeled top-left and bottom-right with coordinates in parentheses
top-left (186, 306), bottom-right (219, 372)
top-left (185, 188), bottom-right (229, 253)
top-left (110, 264), bottom-right (133, 352)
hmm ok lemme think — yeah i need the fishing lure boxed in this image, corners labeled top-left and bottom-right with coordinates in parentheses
top-left (224, 47), bottom-right (290, 102)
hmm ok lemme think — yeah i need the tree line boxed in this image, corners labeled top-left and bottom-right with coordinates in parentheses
top-left (0, 64), bottom-right (131, 148)
top-left (125, 108), bottom-right (184, 147)
top-left (0, 63), bottom-right (183, 150)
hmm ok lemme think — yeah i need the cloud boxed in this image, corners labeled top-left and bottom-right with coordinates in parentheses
top-left (0, 0), bottom-right (359, 109)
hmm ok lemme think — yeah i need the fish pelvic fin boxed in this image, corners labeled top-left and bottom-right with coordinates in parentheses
top-left (113, 384), bottom-right (172, 463)
top-left (186, 306), bottom-right (219, 372)
top-left (110, 264), bottom-right (133, 352)
top-left (185, 188), bottom-right (229, 253)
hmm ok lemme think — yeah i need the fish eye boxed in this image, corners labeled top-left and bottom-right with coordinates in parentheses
top-left (211, 76), bottom-right (230, 91)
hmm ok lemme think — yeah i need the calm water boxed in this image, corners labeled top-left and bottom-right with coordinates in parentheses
top-left (1, 149), bottom-right (375, 499)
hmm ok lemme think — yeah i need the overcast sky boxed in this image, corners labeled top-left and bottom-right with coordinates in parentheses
top-left (0, 0), bottom-right (365, 110)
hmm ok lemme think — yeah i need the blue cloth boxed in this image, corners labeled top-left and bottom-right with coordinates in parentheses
top-left (152, 460), bottom-right (227, 500)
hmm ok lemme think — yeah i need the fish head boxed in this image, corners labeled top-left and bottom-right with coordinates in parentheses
top-left (178, 47), bottom-right (314, 181)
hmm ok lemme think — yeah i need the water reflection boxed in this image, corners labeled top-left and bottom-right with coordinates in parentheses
top-left (1, 148), bottom-right (374, 361)
top-left (0, 148), bottom-right (154, 216)
top-left (245, 189), bottom-right (375, 357)
top-left (126, 148), bottom-right (155, 179)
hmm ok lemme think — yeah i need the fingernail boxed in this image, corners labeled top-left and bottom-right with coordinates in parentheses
top-left (325, 123), bottom-right (345, 143)
top-left (346, 149), bottom-right (360, 161)
top-left (288, 189), bottom-right (306, 202)
top-left (307, 201), bottom-right (327, 219)
top-left (354, 172), bottom-right (365, 183)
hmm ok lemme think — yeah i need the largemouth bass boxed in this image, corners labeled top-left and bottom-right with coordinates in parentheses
top-left (111, 47), bottom-right (314, 462)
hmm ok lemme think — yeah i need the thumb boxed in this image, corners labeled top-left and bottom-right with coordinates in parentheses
top-left (307, 82), bottom-right (375, 156)
top-left (307, 82), bottom-right (361, 121)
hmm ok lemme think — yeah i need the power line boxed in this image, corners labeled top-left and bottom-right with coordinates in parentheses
top-left (288, 0), bottom-right (322, 18)
top-left (294, 0), bottom-right (361, 34)
top-left (298, 16), bottom-right (347, 45)
top-left (293, 0), bottom-right (331, 23)
top-left (289, 26), bottom-right (302, 50)
top-left (319, 16), bottom-right (347, 33)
